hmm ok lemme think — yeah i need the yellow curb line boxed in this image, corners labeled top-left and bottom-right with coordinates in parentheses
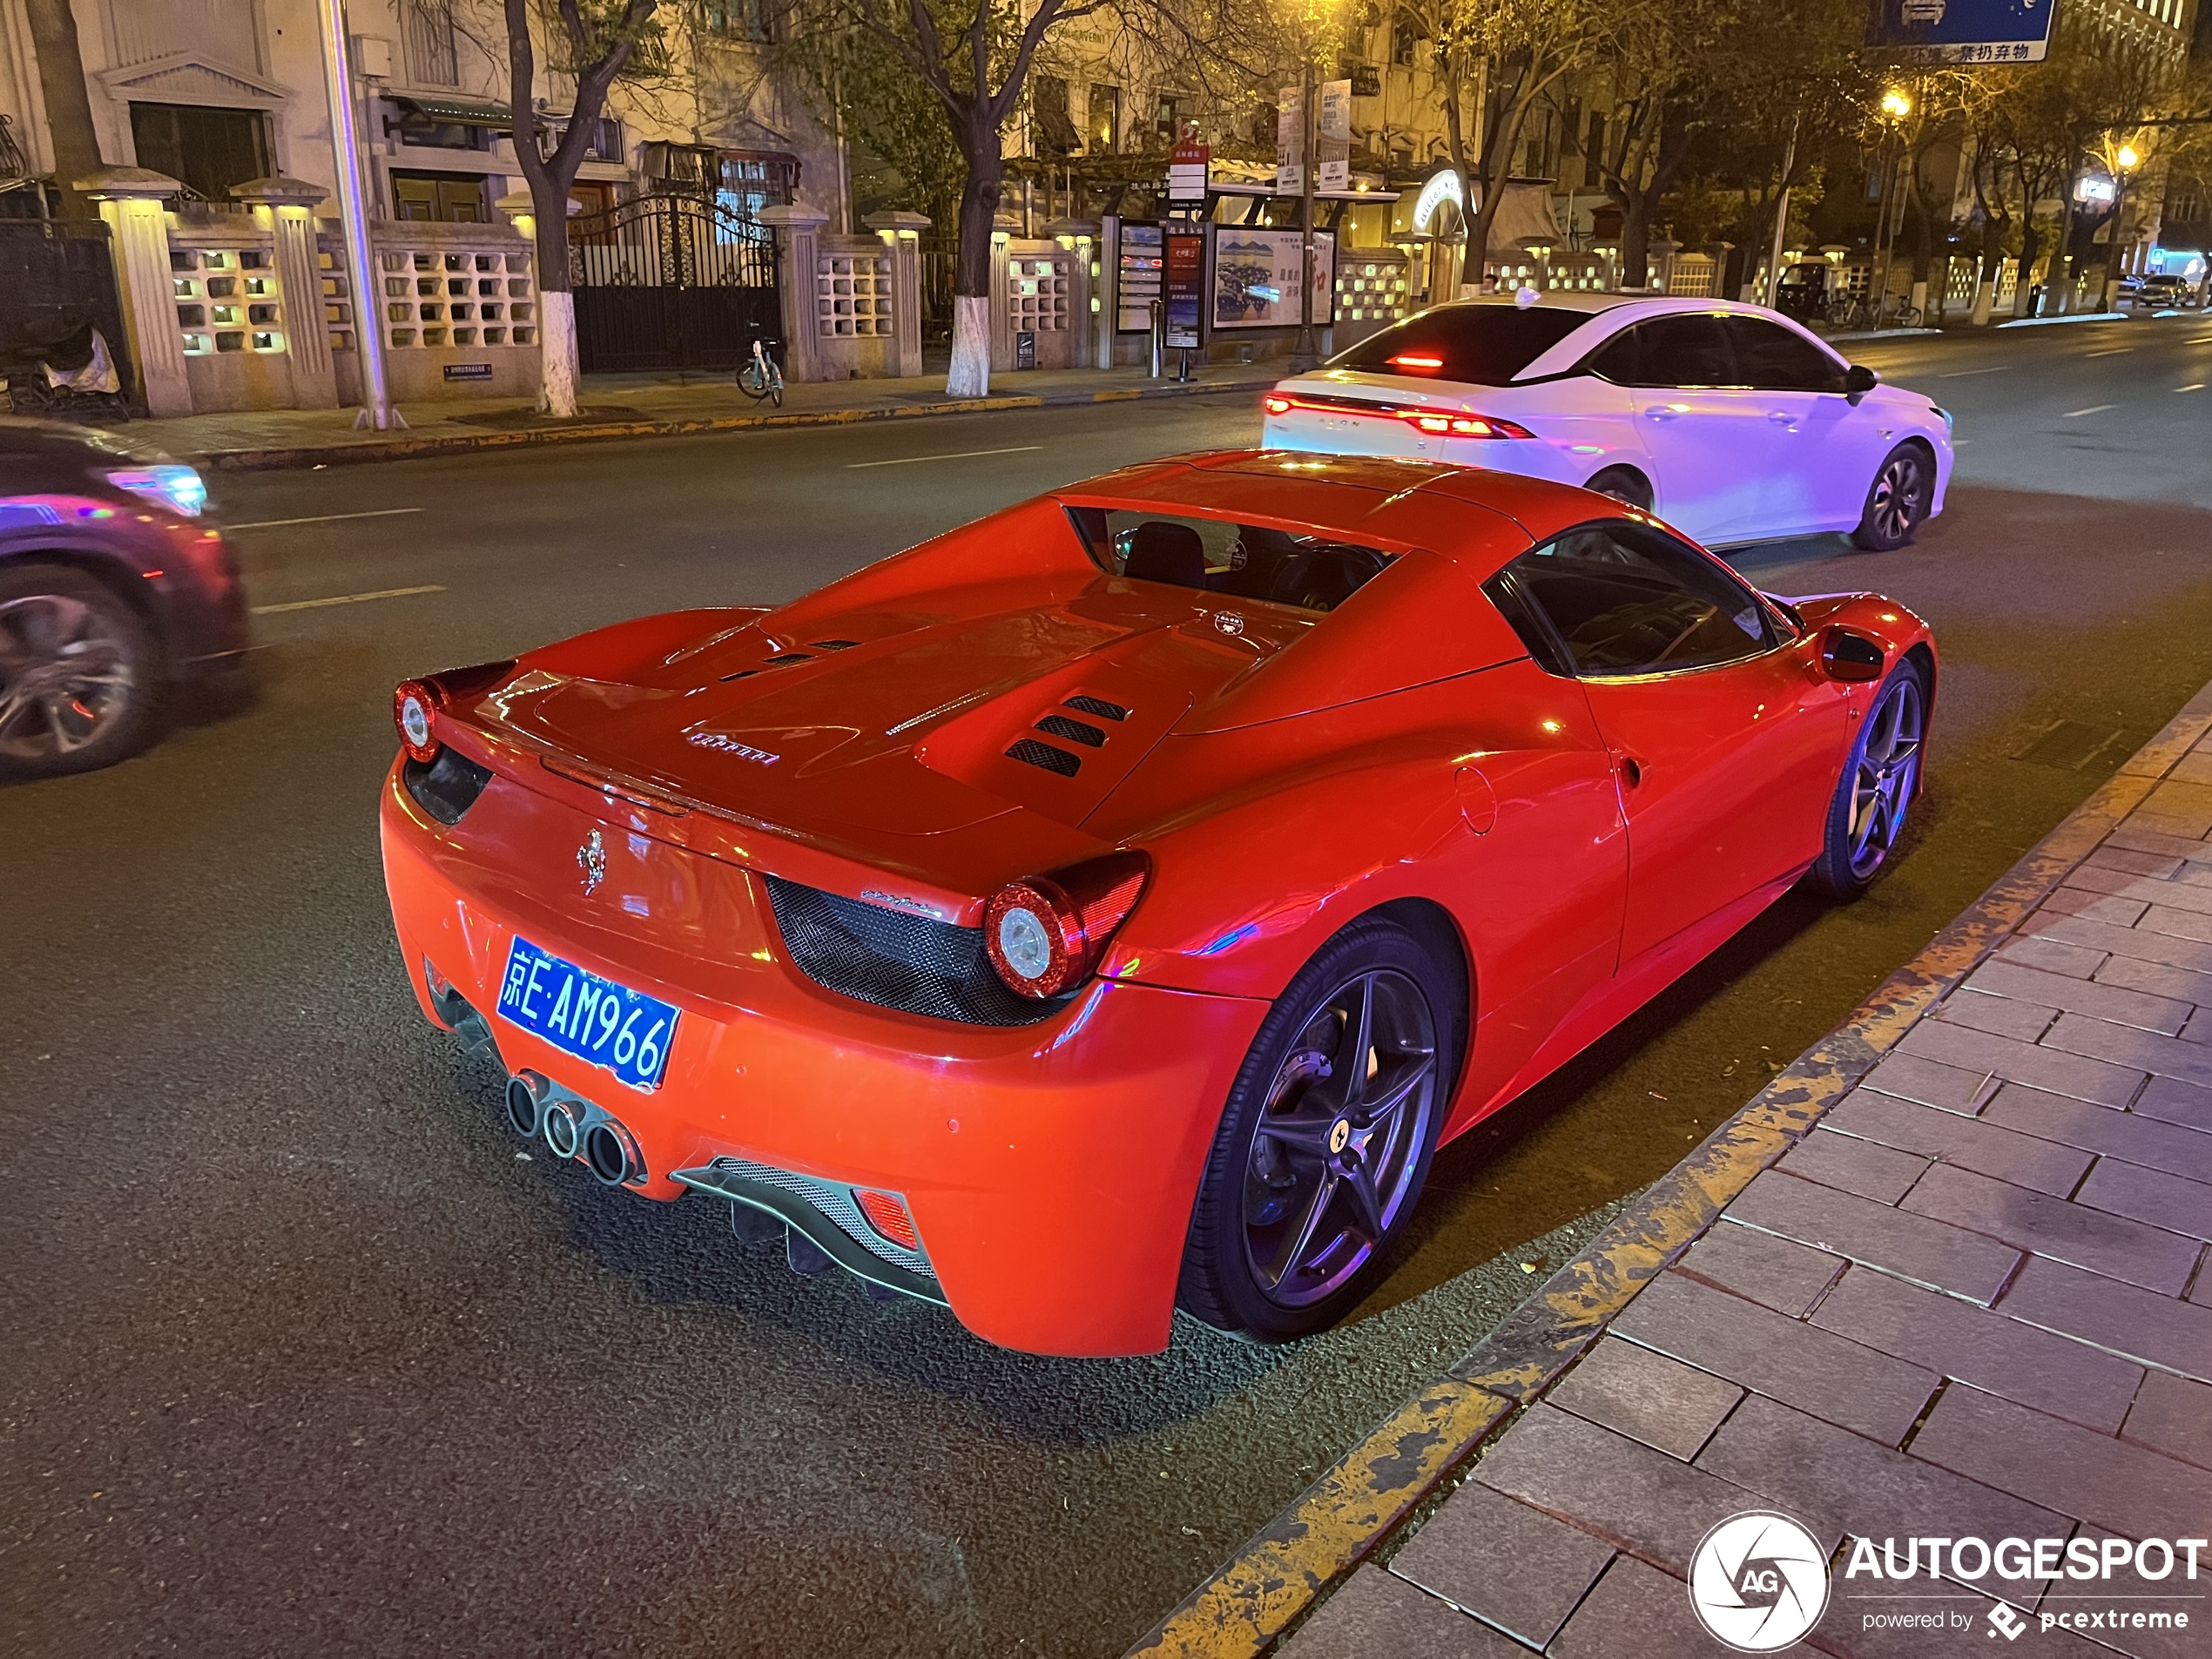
top-left (1127, 694), bottom-right (2212, 1659)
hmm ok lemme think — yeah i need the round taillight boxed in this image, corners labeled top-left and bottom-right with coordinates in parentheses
top-left (393, 678), bottom-right (440, 764)
top-left (981, 853), bottom-right (1150, 999)
top-left (985, 881), bottom-right (1076, 997)
top-left (1263, 394), bottom-right (1293, 415)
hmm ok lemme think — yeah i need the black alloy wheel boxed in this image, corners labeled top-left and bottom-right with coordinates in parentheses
top-left (1178, 915), bottom-right (1458, 1342)
top-left (0, 564), bottom-right (156, 779)
top-left (1808, 660), bottom-right (1927, 899)
top-left (1851, 444), bottom-right (1930, 551)
top-left (1584, 466), bottom-right (1655, 511)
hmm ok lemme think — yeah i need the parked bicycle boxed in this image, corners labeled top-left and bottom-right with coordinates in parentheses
top-left (737, 327), bottom-right (784, 408)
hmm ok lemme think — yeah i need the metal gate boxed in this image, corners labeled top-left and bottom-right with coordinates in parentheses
top-left (568, 192), bottom-right (779, 373)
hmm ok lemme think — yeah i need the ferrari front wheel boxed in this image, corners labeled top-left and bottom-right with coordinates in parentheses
top-left (1807, 659), bottom-right (1927, 900)
top-left (1178, 916), bottom-right (1456, 1343)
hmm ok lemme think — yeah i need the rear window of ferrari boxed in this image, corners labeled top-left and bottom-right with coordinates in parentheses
top-left (1327, 303), bottom-right (1593, 384)
top-left (1065, 507), bottom-right (1395, 615)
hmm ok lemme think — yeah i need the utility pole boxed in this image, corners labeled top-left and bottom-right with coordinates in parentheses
top-left (316, 0), bottom-right (403, 428)
top-left (1290, 56), bottom-right (1319, 371)
top-left (1763, 112), bottom-right (1799, 308)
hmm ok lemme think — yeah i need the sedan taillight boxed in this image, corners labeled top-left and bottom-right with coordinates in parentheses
top-left (1404, 411), bottom-right (1536, 439)
top-left (982, 852), bottom-right (1150, 999)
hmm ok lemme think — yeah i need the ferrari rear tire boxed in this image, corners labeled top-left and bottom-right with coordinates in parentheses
top-left (1850, 443), bottom-right (1932, 551)
top-left (1585, 466), bottom-right (1654, 511)
top-left (1177, 914), bottom-right (1460, 1343)
top-left (1806, 658), bottom-right (1928, 900)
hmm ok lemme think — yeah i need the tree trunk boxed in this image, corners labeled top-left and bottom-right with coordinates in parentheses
top-left (533, 208), bottom-right (579, 417)
top-left (947, 115), bottom-right (1002, 397)
top-left (1466, 89), bottom-right (1537, 282)
top-left (23, 0), bottom-right (105, 218)
top-left (1621, 194), bottom-right (1651, 291)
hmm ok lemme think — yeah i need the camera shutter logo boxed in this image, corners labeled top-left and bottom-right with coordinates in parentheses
top-left (1689, 1511), bottom-right (1831, 1651)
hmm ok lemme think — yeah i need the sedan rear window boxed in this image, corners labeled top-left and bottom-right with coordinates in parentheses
top-left (1065, 507), bottom-right (1394, 614)
top-left (1327, 303), bottom-right (1593, 385)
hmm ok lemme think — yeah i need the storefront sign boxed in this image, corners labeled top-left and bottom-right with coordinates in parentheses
top-left (1118, 223), bottom-right (1163, 332)
top-left (1211, 229), bottom-right (1333, 331)
top-left (442, 362), bottom-right (494, 381)
top-left (1164, 229), bottom-right (1205, 349)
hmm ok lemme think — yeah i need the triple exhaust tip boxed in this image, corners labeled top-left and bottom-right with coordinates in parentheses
top-left (504, 1069), bottom-right (640, 1186)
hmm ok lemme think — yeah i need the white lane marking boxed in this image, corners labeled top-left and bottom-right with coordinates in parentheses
top-left (2061, 405), bottom-right (2116, 418)
top-left (2179, 383), bottom-right (2207, 393)
top-left (844, 445), bottom-right (1044, 469)
top-left (1939, 366), bottom-right (2010, 377)
top-left (225, 507), bottom-right (425, 530)
top-left (2085, 347), bottom-right (2133, 358)
top-left (252, 583), bottom-right (446, 615)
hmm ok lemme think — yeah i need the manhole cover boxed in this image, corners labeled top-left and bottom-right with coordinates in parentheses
top-left (2013, 718), bottom-right (2128, 770)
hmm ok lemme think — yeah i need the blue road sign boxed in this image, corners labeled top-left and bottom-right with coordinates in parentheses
top-left (1865, 0), bottom-right (2053, 62)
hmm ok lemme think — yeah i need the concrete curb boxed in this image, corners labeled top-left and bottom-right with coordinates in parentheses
top-left (1124, 680), bottom-right (2212, 1659)
top-left (1996, 310), bottom-right (2130, 328)
top-left (185, 374), bottom-right (1278, 473)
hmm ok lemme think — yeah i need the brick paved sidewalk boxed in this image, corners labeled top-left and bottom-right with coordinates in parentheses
top-left (1277, 695), bottom-right (2212, 1659)
top-left (113, 361), bottom-right (1275, 472)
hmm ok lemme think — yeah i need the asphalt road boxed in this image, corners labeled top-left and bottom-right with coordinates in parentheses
top-left (7, 314), bottom-right (2212, 1658)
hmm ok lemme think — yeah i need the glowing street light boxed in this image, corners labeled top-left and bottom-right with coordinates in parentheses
top-left (2116, 143), bottom-right (2141, 172)
top-left (2104, 139), bottom-right (2142, 307)
top-left (1879, 88), bottom-right (1912, 121)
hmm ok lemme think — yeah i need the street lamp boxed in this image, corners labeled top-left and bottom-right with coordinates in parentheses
top-left (1286, 0), bottom-right (1346, 372)
top-left (1870, 88), bottom-right (1913, 327)
top-left (2104, 141), bottom-right (2141, 309)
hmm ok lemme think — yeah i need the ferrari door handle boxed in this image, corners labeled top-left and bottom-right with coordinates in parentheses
top-left (1768, 411), bottom-right (1799, 428)
top-left (1645, 408), bottom-right (1681, 422)
top-left (1617, 755), bottom-right (1644, 789)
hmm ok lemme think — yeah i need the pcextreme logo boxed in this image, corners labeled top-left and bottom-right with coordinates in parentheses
top-left (1689, 1512), bottom-right (1832, 1652)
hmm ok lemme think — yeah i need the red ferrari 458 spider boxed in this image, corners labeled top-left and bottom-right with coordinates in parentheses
top-left (381, 450), bottom-right (1935, 1356)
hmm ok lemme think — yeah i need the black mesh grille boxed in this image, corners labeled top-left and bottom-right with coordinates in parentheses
top-left (403, 747), bottom-right (494, 826)
top-left (719, 669), bottom-right (759, 682)
top-left (808, 639), bottom-right (860, 651)
top-left (763, 876), bottom-right (1072, 1026)
top-left (1006, 738), bottom-right (1081, 776)
top-left (1035, 714), bottom-right (1106, 747)
top-left (763, 652), bottom-right (813, 665)
top-left (1064, 695), bottom-right (1129, 721)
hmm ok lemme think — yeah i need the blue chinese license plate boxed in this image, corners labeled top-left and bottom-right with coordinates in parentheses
top-left (496, 936), bottom-right (678, 1091)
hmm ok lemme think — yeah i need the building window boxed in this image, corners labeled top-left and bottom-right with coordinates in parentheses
top-left (1033, 76), bottom-right (1078, 157)
top-left (397, 118), bottom-right (494, 151)
top-left (704, 0), bottom-right (777, 42)
top-left (1086, 84), bottom-right (1121, 155)
top-left (128, 104), bottom-right (273, 200)
top-left (405, 0), bottom-right (460, 87)
top-left (1391, 17), bottom-right (1418, 64)
top-left (717, 152), bottom-right (798, 219)
top-left (393, 172), bottom-right (489, 222)
top-left (1155, 96), bottom-right (1181, 147)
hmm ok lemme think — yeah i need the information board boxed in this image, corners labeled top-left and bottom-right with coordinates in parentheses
top-left (1865, 0), bottom-right (2052, 62)
top-left (1211, 229), bottom-right (1334, 331)
top-left (1117, 224), bottom-right (1163, 332)
top-left (1164, 229), bottom-right (1205, 349)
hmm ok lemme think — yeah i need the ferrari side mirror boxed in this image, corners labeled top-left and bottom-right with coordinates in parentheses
top-left (1844, 363), bottom-right (1878, 402)
top-left (1821, 626), bottom-right (1887, 683)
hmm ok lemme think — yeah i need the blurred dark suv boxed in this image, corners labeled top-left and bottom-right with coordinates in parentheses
top-left (0, 418), bottom-right (251, 778)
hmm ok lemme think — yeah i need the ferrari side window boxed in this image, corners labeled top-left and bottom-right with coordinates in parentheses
top-left (1500, 523), bottom-right (1774, 678)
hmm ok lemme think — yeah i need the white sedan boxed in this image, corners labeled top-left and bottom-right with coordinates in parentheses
top-left (1261, 294), bottom-right (1953, 551)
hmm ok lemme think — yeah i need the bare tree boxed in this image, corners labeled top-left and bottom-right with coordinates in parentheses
top-left (502, 0), bottom-right (664, 416)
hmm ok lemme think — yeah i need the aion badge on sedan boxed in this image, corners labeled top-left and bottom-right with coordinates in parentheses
top-left (1263, 294), bottom-right (1954, 553)
top-left (381, 451), bottom-right (1936, 1355)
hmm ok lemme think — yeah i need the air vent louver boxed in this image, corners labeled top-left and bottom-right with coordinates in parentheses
top-left (719, 669), bottom-right (759, 682)
top-left (808, 639), bottom-right (860, 651)
top-left (1005, 738), bottom-right (1081, 777)
top-left (1035, 714), bottom-right (1106, 748)
top-left (1063, 695), bottom-right (1130, 721)
top-left (763, 652), bottom-right (813, 665)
